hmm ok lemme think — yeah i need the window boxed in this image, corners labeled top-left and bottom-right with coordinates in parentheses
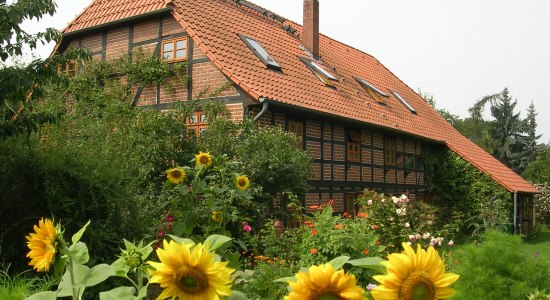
top-left (299, 56), bottom-right (337, 86)
top-left (186, 111), bottom-right (208, 137)
top-left (384, 137), bottom-right (396, 166)
top-left (240, 34), bottom-right (281, 69)
top-left (162, 37), bottom-right (188, 62)
top-left (355, 77), bottom-right (388, 104)
top-left (288, 120), bottom-right (304, 148)
top-left (347, 131), bottom-right (361, 162)
top-left (58, 60), bottom-right (78, 76)
top-left (390, 90), bottom-right (416, 114)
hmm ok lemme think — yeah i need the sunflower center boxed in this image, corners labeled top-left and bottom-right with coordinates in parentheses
top-left (399, 271), bottom-right (435, 300)
top-left (176, 266), bottom-right (209, 294)
top-left (238, 179), bottom-right (247, 186)
top-left (171, 170), bottom-right (182, 178)
top-left (199, 156), bottom-right (209, 165)
top-left (317, 293), bottom-right (340, 300)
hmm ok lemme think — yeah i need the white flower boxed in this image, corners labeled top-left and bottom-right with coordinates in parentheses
top-left (381, 199), bottom-right (385, 203)
top-left (422, 232), bottom-right (431, 239)
top-left (406, 241), bottom-right (412, 246)
top-left (448, 240), bottom-right (454, 246)
top-left (392, 196), bottom-right (399, 204)
top-left (408, 234), bottom-right (416, 241)
top-left (367, 199), bottom-right (373, 206)
top-left (415, 233), bottom-right (421, 240)
top-left (400, 194), bottom-right (409, 202)
top-left (405, 222), bottom-right (410, 228)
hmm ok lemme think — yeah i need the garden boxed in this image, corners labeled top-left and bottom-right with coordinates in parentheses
top-left (1, 34), bottom-right (550, 300)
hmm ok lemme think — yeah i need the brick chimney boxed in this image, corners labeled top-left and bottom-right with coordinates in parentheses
top-left (303, 0), bottom-right (319, 58)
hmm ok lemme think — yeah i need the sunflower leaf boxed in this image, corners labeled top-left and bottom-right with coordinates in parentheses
top-left (99, 286), bottom-right (136, 300)
top-left (227, 290), bottom-right (249, 300)
top-left (204, 234), bottom-right (232, 251)
top-left (72, 220), bottom-right (91, 244)
top-left (328, 256), bottom-right (350, 270)
top-left (273, 276), bottom-right (295, 283)
top-left (347, 257), bottom-right (386, 273)
top-left (167, 234), bottom-right (194, 245)
top-left (24, 291), bottom-right (58, 300)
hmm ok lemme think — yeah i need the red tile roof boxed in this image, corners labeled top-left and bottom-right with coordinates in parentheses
top-left (62, 0), bottom-right (166, 34)
top-left (60, 0), bottom-right (538, 194)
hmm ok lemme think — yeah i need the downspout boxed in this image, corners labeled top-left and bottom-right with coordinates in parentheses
top-left (253, 97), bottom-right (268, 122)
top-left (513, 191), bottom-right (518, 234)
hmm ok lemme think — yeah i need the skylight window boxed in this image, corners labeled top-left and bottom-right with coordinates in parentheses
top-left (239, 34), bottom-right (281, 69)
top-left (390, 90), bottom-right (417, 114)
top-left (299, 57), bottom-right (337, 86)
top-left (355, 77), bottom-right (388, 97)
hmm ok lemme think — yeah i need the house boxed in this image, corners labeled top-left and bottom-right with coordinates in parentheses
top-left (52, 0), bottom-right (538, 233)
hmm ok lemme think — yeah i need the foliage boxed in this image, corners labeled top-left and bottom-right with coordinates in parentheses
top-left (250, 220), bottom-right (300, 263)
top-left (200, 114), bottom-right (312, 222)
top-left (528, 289), bottom-right (550, 300)
top-left (0, 266), bottom-right (56, 300)
top-left (233, 261), bottom-right (296, 300)
top-left (451, 230), bottom-right (550, 300)
top-left (423, 147), bottom-right (511, 238)
top-left (523, 144), bottom-right (550, 184)
top-left (534, 184), bottom-right (550, 225)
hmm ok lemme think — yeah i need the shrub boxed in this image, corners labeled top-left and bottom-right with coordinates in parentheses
top-left (451, 230), bottom-right (550, 299)
top-left (534, 183), bottom-right (550, 225)
top-left (0, 266), bottom-right (56, 300)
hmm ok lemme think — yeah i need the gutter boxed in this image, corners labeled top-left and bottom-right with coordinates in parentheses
top-left (253, 97), bottom-right (268, 122)
top-left (62, 7), bottom-right (174, 39)
top-left (513, 191), bottom-right (518, 234)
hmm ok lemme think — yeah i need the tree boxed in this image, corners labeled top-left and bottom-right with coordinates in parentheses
top-left (524, 101), bottom-right (541, 164)
top-left (0, 0), bottom-right (87, 139)
top-left (469, 88), bottom-right (530, 173)
top-left (522, 143), bottom-right (550, 183)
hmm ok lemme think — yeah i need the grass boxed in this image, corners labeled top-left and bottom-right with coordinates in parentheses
top-left (524, 224), bottom-right (550, 263)
top-left (0, 266), bottom-right (56, 300)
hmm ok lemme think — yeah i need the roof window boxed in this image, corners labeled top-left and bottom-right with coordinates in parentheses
top-left (355, 77), bottom-right (388, 104)
top-left (299, 57), bottom-right (337, 86)
top-left (390, 90), bottom-right (417, 114)
top-left (240, 34), bottom-right (281, 69)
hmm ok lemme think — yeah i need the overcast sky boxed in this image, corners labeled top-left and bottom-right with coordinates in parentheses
top-left (19, 0), bottom-right (550, 142)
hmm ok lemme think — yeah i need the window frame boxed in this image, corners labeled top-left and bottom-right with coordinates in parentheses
top-left (58, 60), bottom-right (78, 77)
top-left (298, 56), bottom-right (337, 86)
top-left (384, 136), bottom-right (396, 166)
top-left (347, 131), bottom-right (361, 162)
top-left (161, 37), bottom-right (189, 63)
top-left (239, 34), bottom-right (281, 69)
top-left (344, 192), bottom-right (360, 215)
top-left (390, 90), bottom-right (417, 114)
top-left (186, 110), bottom-right (208, 137)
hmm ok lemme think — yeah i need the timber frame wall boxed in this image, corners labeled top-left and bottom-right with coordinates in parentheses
top-left (60, 13), bottom-right (430, 213)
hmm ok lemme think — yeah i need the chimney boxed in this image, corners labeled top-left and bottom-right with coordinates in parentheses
top-left (303, 0), bottom-right (319, 58)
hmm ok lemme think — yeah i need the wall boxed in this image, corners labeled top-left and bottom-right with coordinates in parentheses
top-left (61, 14), bottom-right (243, 118)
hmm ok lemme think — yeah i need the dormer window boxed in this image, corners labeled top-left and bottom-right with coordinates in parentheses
top-left (355, 77), bottom-right (388, 104)
top-left (390, 90), bottom-right (416, 114)
top-left (162, 37), bottom-right (188, 62)
top-left (299, 57), bottom-right (337, 86)
top-left (240, 34), bottom-right (281, 69)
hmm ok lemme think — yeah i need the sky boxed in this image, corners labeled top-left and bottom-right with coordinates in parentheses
top-left (18, 0), bottom-right (550, 142)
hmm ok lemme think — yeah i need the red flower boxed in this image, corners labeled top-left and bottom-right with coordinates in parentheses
top-left (363, 249), bottom-right (370, 255)
top-left (371, 225), bottom-right (379, 230)
top-left (310, 248), bottom-right (318, 254)
top-left (357, 212), bottom-right (369, 218)
top-left (157, 229), bottom-right (165, 238)
top-left (165, 215), bottom-right (175, 223)
top-left (334, 224), bottom-right (342, 230)
top-left (310, 205), bottom-right (319, 209)
top-left (308, 224), bottom-right (315, 228)
top-left (312, 229), bottom-right (318, 236)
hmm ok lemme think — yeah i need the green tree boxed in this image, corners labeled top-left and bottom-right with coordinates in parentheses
top-left (524, 101), bottom-right (541, 164)
top-left (523, 143), bottom-right (550, 183)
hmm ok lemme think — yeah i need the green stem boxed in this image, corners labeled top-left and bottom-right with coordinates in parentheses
top-left (137, 269), bottom-right (143, 292)
top-left (68, 260), bottom-right (79, 300)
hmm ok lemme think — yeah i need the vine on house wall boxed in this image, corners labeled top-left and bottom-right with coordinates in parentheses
top-left (422, 146), bottom-right (511, 236)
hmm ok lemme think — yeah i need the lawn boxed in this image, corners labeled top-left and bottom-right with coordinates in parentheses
top-left (525, 225), bottom-right (550, 262)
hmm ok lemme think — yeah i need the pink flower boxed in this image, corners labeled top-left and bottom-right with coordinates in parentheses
top-left (367, 199), bottom-right (373, 206)
top-left (366, 284), bottom-right (377, 291)
top-left (165, 215), bottom-right (175, 223)
top-left (242, 221), bottom-right (252, 232)
top-left (448, 240), bottom-right (454, 246)
top-left (274, 220), bottom-right (282, 228)
top-left (409, 234), bottom-right (416, 242)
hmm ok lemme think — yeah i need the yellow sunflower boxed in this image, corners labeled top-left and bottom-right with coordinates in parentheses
top-left (235, 175), bottom-right (250, 191)
top-left (371, 243), bottom-right (459, 300)
top-left (147, 240), bottom-right (234, 300)
top-left (166, 167), bottom-right (186, 184)
top-left (211, 211), bottom-right (223, 223)
top-left (285, 263), bottom-right (367, 300)
top-left (26, 218), bottom-right (59, 272)
top-left (195, 151), bottom-right (213, 168)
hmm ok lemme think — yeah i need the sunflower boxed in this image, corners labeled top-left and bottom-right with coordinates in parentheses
top-left (166, 167), bottom-right (186, 184)
top-left (371, 243), bottom-right (459, 300)
top-left (26, 218), bottom-right (60, 272)
top-left (148, 240), bottom-right (234, 300)
top-left (211, 211), bottom-right (223, 223)
top-left (285, 263), bottom-right (367, 300)
top-left (195, 151), bottom-right (213, 168)
top-left (235, 175), bottom-right (250, 191)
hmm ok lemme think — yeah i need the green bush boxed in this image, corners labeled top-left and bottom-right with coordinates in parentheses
top-left (0, 266), bottom-right (56, 300)
top-left (233, 261), bottom-right (297, 300)
top-left (451, 230), bottom-right (550, 299)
